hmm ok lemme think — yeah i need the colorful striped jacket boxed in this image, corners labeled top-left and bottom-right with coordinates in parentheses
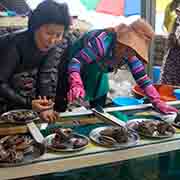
top-left (68, 30), bottom-right (152, 92)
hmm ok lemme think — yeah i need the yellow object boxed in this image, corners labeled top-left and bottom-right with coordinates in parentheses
top-left (156, 0), bottom-right (172, 12)
top-left (163, 2), bottom-right (177, 33)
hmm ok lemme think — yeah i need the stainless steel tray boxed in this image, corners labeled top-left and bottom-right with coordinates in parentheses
top-left (0, 141), bottom-right (45, 167)
top-left (44, 133), bottom-right (89, 152)
top-left (89, 126), bottom-right (139, 148)
top-left (0, 109), bottom-right (40, 124)
top-left (127, 119), bottom-right (175, 139)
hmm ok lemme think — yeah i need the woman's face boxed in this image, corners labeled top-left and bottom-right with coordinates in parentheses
top-left (114, 43), bottom-right (127, 60)
top-left (35, 24), bottom-right (65, 52)
top-left (97, 43), bottom-right (136, 73)
top-left (115, 43), bottom-right (135, 59)
top-left (97, 43), bottom-right (129, 73)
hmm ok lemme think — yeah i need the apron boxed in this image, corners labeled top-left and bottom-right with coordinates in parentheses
top-left (82, 61), bottom-right (109, 101)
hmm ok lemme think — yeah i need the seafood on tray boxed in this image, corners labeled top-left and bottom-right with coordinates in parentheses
top-left (45, 128), bottom-right (89, 152)
top-left (127, 119), bottom-right (176, 138)
top-left (89, 126), bottom-right (139, 147)
top-left (0, 135), bottom-right (34, 163)
top-left (99, 126), bottom-right (130, 145)
top-left (1, 109), bottom-right (38, 123)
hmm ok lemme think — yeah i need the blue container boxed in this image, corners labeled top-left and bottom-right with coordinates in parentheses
top-left (174, 89), bottom-right (180, 100)
top-left (112, 96), bottom-right (144, 106)
top-left (152, 66), bottom-right (161, 84)
top-left (124, 0), bottom-right (140, 16)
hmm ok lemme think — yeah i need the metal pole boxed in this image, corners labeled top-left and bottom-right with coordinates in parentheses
top-left (141, 0), bottom-right (156, 78)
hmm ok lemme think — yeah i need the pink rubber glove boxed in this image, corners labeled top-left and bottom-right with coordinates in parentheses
top-left (143, 84), bottom-right (178, 114)
top-left (67, 72), bottom-right (85, 103)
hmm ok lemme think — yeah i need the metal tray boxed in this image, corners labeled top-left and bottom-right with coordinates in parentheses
top-left (127, 119), bottom-right (175, 139)
top-left (172, 122), bottom-right (180, 129)
top-left (0, 109), bottom-right (40, 124)
top-left (89, 126), bottom-right (139, 148)
top-left (171, 113), bottom-right (180, 129)
top-left (0, 142), bottom-right (45, 167)
top-left (44, 133), bottom-right (89, 152)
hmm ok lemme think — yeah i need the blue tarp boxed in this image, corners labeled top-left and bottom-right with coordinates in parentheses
top-left (124, 0), bottom-right (140, 16)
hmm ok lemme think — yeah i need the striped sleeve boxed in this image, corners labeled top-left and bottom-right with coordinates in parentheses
top-left (68, 31), bottom-right (113, 73)
top-left (127, 56), bottom-right (152, 89)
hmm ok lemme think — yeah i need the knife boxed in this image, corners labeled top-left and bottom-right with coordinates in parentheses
top-left (27, 121), bottom-right (44, 144)
top-left (67, 98), bottom-right (90, 111)
top-left (92, 105), bottom-right (127, 127)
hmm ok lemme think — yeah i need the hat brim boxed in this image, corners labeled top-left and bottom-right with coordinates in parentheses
top-left (117, 31), bottom-right (149, 63)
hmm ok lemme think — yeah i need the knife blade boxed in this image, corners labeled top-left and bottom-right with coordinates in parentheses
top-left (92, 105), bottom-right (127, 127)
top-left (27, 121), bottom-right (44, 144)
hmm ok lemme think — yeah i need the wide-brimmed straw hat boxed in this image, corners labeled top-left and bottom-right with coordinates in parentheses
top-left (115, 18), bottom-right (155, 63)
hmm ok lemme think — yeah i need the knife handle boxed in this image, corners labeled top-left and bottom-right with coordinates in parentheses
top-left (27, 122), bottom-right (44, 144)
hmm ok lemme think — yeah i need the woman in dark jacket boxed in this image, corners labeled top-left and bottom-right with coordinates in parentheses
top-left (0, 0), bottom-right (71, 122)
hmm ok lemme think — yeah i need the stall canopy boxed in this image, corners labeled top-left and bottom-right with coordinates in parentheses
top-left (80, 0), bottom-right (100, 10)
top-left (25, 0), bottom-right (141, 30)
top-left (80, 0), bottom-right (141, 16)
top-left (26, 0), bottom-right (140, 17)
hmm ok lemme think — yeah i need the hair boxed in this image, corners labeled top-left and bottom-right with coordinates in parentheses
top-left (170, 0), bottom-right (180, 11)
top-left (28, 0), bottom-right (71, 33)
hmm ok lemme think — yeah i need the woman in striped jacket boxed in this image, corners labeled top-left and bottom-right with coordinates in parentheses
top-left (57, 18), bottom-right (177, 114)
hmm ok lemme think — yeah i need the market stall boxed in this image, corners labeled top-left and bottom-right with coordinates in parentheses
top-left (0, 1), bottom-right (179, 180)
top-left (0, 101), bottom-right (180, 180)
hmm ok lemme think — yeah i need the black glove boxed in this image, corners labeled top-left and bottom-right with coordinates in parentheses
top-left (0, 82), bottom-right (31, 108)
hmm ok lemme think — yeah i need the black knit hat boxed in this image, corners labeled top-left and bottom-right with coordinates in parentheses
top-left (28, 0), bottom-right (71, 33)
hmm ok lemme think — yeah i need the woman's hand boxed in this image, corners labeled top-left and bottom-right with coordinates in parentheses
top-left (32, 96), bottom-right (54, 112)
top-left (39, 109), bottom-right (59, 123)
top-left (67, 86), bottom-right (85, 103)
top-left (67, 72), bottom-right (85, 103)
top-left (153, 100), bottom-right (178, 114)
top-left (143, 84), bottom-right (178, 114)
